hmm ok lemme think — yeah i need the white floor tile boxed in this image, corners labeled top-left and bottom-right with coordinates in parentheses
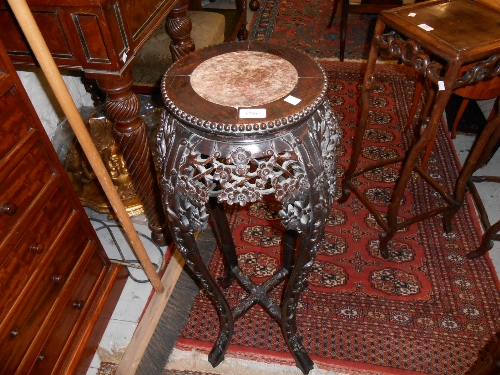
top-left (97, 319), bottom-right (138, 353)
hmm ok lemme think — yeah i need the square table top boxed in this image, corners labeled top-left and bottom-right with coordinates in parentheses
top-left (380, 0), bottom-right (500, 62)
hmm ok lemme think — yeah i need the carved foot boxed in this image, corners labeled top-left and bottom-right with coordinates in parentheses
top-left (379, 233), bottom-right (390, 259)
top-left (467, 241), bottom-right (493, 259)
top-left (208, 344), bottom-right (226, 367)
top-left (442, 211), bottom-right (454, 234)
top-left (467, 223), bottom-right (499, 259)
top-left (293, 347), bottom-right (314, 375)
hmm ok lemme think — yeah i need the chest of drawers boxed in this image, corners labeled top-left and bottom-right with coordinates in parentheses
top-left (0, 38), bottom-right (127, 374)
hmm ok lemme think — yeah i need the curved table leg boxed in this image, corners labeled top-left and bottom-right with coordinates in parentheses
top-left (468, 220), bottom-right (500, 259)
top-left (281, 228), bottom-right (316, 374)
top-left (380, 62), bottom-right (461, 257)
top-left (279, 133), bottom-right (331, 374)
top-left (209, 197), bottom-right (238, 288)
top-left (443, 102), bottom-right (500, 233)
top-left (165, 193), bottom-right (234, 367)
top-left (95, 69), bottom-right (169, 245)
top-left (339, 18), bottom-right (385, 204)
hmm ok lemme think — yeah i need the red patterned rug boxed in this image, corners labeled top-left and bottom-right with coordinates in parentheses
top-left (171, 61), bottom-right (500, 375)
top-left (249, 0), bottom-right (378, 60)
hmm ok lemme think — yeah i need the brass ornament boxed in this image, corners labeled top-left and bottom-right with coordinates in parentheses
top-left (64, 110), bottom-right (144, 219)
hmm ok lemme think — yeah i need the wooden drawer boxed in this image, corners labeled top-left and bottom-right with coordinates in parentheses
top-left (0, 142), bottom-right (54, 239)
top-left (0, 87), bottom-right (30, 161)
top-left (26, 247), bottom-right (107, 374)
top-left (0, 186), bottom-right (74, 323)
top-left (0, 216), bottom-right (91, 374)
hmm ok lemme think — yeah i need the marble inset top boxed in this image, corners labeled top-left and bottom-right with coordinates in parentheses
top-left (190, 51), bottom-right (299, 108)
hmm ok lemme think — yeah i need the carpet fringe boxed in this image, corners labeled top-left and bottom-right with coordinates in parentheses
top-left (165, 348), bottom-right (350, 375)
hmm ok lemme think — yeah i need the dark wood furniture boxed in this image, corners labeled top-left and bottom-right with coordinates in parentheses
top-left (0, 0), bottom-right (197, 245)
top-left (0, 37), bottom-right (127, 374)
top-left (451, 100), bottom-right (500, 259)
top-left (327, 0), bottom-right (415, 62)
top-left (339, 0), bottom-right (500, 258)
top-left (157, 41), bottom-right (341, 374)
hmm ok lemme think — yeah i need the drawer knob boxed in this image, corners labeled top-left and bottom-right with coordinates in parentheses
top-left (37, 353), bottom-right (45, 361)
top-left (52, 275), bottom-right (63, 284)
top-left (29, 243), bottom-right (44, 254)
top-left (1, 203), bottom-right (17, 216)
top-left (73, 301), bottom-right (84, 310)
top-left (10, 328), bottom-right (19, 338)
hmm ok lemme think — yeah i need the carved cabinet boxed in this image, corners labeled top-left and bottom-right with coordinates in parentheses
top-left (0, 38), bottom-right (127, 374)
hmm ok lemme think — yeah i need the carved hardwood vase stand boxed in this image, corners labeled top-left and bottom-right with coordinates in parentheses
top-left (156, 41), bottom-right (341, 374)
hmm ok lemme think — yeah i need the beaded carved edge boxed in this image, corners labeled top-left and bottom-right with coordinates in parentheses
top-left (160, 65), bottom-right (329, 136)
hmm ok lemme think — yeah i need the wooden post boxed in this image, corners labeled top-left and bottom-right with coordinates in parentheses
top-left (6, 0), bottom-right (164, 293)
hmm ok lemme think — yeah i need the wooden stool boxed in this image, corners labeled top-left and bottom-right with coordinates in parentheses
top-left (339, 0), bottom-right (500, 258)
top-left (156, 41), bottom-right (341, 374)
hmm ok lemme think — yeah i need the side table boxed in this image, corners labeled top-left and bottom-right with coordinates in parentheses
top-left (339, 0), bottom-right (500, 258)
top-left (156, 41), bottom-right (341, 374)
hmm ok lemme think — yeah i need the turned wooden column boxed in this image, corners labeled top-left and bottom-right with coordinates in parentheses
top-left (165, 0), bottom-right (195, 61)
top-left (95, 69), bottom-right (169, 245)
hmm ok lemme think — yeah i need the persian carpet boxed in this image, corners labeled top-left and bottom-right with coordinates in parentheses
top-left (249, 0), bottom-right (378, 60)
top-left (170, 61), bottom-right (500, 375)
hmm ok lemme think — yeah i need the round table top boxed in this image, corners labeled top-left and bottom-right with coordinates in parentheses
top-left (190, 51), bottom-right (299, 108)
top-left (161, 41), bottom-right (327, 137)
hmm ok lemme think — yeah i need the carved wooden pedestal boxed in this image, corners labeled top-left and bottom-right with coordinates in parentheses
top-left (156, 41), bottom-right (341, 374)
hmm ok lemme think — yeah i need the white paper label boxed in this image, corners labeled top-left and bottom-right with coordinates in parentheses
top-left (284, 95), bottom-right (301, 105)
top-left (121, 52), bottom-right (128, 62)
top-left (438, 81), bottom-right (445, 91)
top-left (418, 23), bottom-right (434, 31)
top-left (239, 108), bottom-right (267, 118)
top-left (408, 12), bottom-right (416, 17)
